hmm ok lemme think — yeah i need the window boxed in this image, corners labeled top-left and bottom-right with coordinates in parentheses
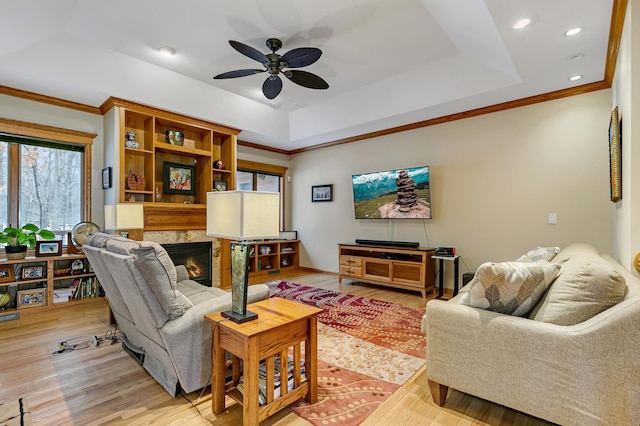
top-left (237, 160), bottom-right (287, 229)
top-left (236, 171), bottom-right (281, 192)
top-left (1, 138), bottom-right (84, 236)
top-left (0, 118), bottom-right (95, 244)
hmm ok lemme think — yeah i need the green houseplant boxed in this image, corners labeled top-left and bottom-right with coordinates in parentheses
top-left (1, 224), bottom-right (56, 259)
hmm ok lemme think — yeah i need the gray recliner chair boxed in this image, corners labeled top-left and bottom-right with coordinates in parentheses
top-left (83, 233), bottom-right (269, 395)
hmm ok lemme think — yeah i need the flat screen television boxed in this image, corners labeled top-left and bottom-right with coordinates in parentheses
top-left (352, 166), bottom-right (431, 219)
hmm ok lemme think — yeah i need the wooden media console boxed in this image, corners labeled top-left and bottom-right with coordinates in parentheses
top-left (338, 243), bottom-right (436, 298)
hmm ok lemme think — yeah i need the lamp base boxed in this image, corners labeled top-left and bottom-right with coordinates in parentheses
top-left (221, 309), bottom-right (258, 324)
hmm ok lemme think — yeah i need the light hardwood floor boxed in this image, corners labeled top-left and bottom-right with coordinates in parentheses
top-left (0, 270), bottom-right (554, 425)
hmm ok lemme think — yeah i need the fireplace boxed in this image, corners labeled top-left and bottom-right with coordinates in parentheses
top-left (162, 242), bottom-right (213, 287)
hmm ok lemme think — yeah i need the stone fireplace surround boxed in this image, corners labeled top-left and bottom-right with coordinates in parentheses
top-left (143, 230), bottom-right (222, 287)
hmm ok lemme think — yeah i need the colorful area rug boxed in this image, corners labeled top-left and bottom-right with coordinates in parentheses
top-left (268, 281), bottom-right (426, 425)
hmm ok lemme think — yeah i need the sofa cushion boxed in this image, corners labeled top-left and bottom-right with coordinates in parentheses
top-left (132, 242), bottom-right (193, 320)
top-left (529, 255), bottom-right (627, 325)
top-left (176, 279), bottom-right (228, 299)
top-left (551, 242), bottom-right (599, 264)
top-left (460, 261), bottom-right (560, 316)
top-left (176, 265), bottom-right (190, 282)
top-left (516, 246), bottom-right (560, 263)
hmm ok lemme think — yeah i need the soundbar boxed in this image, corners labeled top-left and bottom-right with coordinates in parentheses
top-left (355, 239), bottom-right (420, 249)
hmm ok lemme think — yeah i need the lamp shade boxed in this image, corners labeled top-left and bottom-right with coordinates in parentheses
top-left (104, 203), bottom-right (144, 231)
top-left (206, 191), bottom-right (280, 240)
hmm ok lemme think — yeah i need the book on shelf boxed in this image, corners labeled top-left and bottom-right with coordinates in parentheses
top-left (69, 277), bottom-right (102, 300)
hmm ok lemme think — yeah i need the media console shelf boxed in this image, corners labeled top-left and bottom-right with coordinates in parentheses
top-left (338, 243), bottom-right (436, 298)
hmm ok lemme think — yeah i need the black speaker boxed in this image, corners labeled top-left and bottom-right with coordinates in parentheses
top-left (355, 239), bottom-right (420, 249)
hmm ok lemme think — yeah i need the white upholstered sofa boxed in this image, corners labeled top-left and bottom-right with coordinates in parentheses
top-left (423, 243), bottom-right (640, 426)
top-left (83, 233), bottom-right (269, 396)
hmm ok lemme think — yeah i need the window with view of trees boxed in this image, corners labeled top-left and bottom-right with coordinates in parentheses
top-left (0, 135), bottom-right (87, 243)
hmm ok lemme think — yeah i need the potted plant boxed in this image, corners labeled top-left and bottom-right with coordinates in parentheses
top-left (1, 224), bottom-right (56, 260)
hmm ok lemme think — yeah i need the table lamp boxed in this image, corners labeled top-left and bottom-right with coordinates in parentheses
top-left (104, 203), bottom-right (144, 240)
top-left (206, 191), bottom-right (280, 323)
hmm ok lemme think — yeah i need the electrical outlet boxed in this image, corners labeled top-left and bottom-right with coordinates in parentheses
top-left (548, 213), bottom-right (557, 225)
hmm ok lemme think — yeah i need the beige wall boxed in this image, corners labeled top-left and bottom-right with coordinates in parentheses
top-left (0, 94), bottom-right (105, 226)
top-left (285, 90), bottom-right (613, 284)
top-left (611, 1), bottom-right (640, 276)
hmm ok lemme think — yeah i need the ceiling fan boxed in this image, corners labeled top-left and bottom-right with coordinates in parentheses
top-left (213, 38), bottom-right (329, 100)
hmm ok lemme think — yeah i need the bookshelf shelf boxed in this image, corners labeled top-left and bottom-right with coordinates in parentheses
top-left (0, 253), bottom-right (103, 317)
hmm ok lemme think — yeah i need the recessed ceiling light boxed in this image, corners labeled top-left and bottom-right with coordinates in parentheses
top-left (569, 75), bottom-right (583, 81)
top-left (565, 27), bottom-right (582, 36)
top-left (269, 101), bottom-right (280, 108)
top-left (512, 18), bottom-right (531, 29)
top-left (293, 102), bottom-right (303, 108)
top-left (568, 53), bottom-right (585, 61)
top-left (156, 45), bottom-right (176, 56)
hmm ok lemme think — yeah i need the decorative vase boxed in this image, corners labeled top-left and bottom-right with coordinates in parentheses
top-left (174, 131), bottom-right (184, 146)
top-left (155, 186), bottom-right (162, 202)
top-left (5, 245), bottom-right (27, 260)
top-left (125, 132), bottom-right (139, 149)
top-left (166, 130), bottom-right (184, 146)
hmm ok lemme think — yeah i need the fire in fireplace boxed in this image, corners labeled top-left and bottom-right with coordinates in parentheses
top-left (161, 242), bottom-right (213, 287)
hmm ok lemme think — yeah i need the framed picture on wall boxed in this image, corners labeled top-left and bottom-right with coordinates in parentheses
top-left (311, 184), bottom-right (333, 202)
top-left (102, 167), bottom-right (112, 190)
top-left (609, 106), bottom-right (621, 202)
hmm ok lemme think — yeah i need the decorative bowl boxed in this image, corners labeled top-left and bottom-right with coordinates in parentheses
top-left (166, 130), bottom-right (184, 146)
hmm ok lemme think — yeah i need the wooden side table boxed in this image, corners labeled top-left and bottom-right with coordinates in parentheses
top-left (205, 298), bottom-right (323, 425)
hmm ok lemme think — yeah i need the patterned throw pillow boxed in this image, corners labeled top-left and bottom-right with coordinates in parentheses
top-left (462, 261), bottom-right (560, 316)
top-left (516, 246), bottom-right (561, 263)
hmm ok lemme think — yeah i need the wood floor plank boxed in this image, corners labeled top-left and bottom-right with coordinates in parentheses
top-left (0, 270), bottom-right (553, 425)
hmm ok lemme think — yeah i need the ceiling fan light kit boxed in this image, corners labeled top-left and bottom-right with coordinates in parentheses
top-left (214, 38), bottom-right (329, 100)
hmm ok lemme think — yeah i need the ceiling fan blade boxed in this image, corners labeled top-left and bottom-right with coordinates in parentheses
top-left (229, 40), bottom-right (268, 64)
top-left (281, 47), bottom-right (322, 68)
top-left (213, 69), bottom-right (265, 79)
top-left (262, 75), bottom-right (283, 99)
top-left (284, 70), bottom-right (329, 89)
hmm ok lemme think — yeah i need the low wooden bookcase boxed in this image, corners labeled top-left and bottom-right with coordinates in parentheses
top-left (221, 240), bottom-right (301, 288)
top-left (338, 243), bottom-right (436, 298)
top-left (0, 253), bottom-right (103, 317)
top-left (247, 240), bottom-right (300, 284)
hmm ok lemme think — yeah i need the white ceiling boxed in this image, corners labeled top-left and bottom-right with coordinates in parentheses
top-left (0, 0), bottom-right (613, 151)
